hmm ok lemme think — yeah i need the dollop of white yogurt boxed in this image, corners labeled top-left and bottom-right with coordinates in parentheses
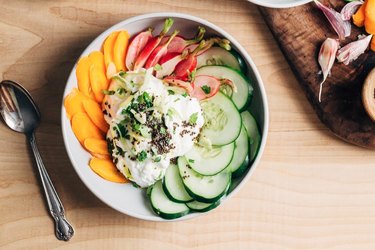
top-left (104, 69), bottom-right (204, 187)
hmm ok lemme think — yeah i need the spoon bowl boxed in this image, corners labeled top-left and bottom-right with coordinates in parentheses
top-left (0, 80), bottom-right (74, 241)
top-left (0, 80), bottom-right (40, 133)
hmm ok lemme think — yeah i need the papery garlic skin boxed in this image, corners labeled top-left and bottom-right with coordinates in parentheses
top-left (337, 34), bottom-right (373, 65)
top-left (315, 0), bottom-right (351, 39)
top-left (341, 1), bottom-right (364, 21)
top-left (318, 38), bottom-right (339, 102)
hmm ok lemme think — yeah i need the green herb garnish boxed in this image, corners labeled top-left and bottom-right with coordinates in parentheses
top-left (117, 88), bottom-right (126, 95)
top-left (154, 64), bottom-right (162, 71)
top-left (167, 108), bottom-right (174, 118)
top-left (182, 93), bottom-right (188, 97)
top-left (188, 159), bottom-right (195, 163)
top-left (189, 112), bottom-right (198, 125)
top-left (154, 156), bottom-right (161, 162)
top-left (201, 85), bottom-right (211, 94)
top-left (137, 150), bottom-right (147, 162)
top-left (160, 127), bottom-right (167, 135)
top-left (168, 89), bottom-right (175, 95)
top-left (103, 90), bottom-right (115, 95)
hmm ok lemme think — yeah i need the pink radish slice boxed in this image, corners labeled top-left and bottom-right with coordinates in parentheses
top-left (155, 53), bottom-right (184, 79)
top-left (173, 56), bottom-right (197, 81)
top-left (125, 29), bottom-right (153, 71)
top-left (174, 41), bottom-right (206, 80)
top-left (190, 75), bottom-right (222, 100)
top-left (163, 76), bottom-right (193, 93)
top-left (133, 18), bottom-right (174, 70)
top-left (145, 30), bottom-right (179, 69)
top-left (161, 26), bottom-right (205, 53)
top-left (159, 52), bottom-right (181, 65)
top-left (191, 75), bottom-right (236, 100)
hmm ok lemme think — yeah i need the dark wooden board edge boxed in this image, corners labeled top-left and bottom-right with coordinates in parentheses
top-left (259, 2), bottom-right (375, 149)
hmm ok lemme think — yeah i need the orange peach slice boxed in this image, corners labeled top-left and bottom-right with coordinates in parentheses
top-left (76, 56), bottom-right (95, 99)
top-left (84, 137), bottom-right (110, 155)
top-left (64, 88), bottom-right (86, 120)
top-left (353, 1), bottom-right (367, 27)
top-left (71, 112), bottom-right (103, 144)
top-left (113, 30), bottom-right (130, 72)
top-left (103, 31), bottom-right (120, 67)
top-left (88, 51), bottom-right (108, 103)
top-left (82, 98), bottom-right (108, 133)
top-left (91, 153), bottom-right (111, 160)
top-left (89, 157), bottom-right (127, 183)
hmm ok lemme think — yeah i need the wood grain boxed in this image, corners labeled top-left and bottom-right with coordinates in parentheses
top-left (1, 0), bottom-right (375, 249)
top-left (260, 0), bottom-right (375, 149)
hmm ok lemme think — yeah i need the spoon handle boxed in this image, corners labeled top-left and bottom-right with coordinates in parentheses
top-left (28, 133), bottom-right (74, 241)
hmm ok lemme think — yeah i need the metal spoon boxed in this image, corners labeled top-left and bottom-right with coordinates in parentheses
top-left (0, 80), bottom-right (74, 241)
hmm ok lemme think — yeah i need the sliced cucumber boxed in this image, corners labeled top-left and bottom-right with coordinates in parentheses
top-left (185, 143), bottom-right (234, 176)
top-left (150, 181), bottom-right (190, 219)
top-left (197, 47), bottom-right (241, 71)
top-left (186, 199), bottom-right (221, 212)
top-left (241, 111), bottom-right (261, 162)
top-left (229, 125), bottom-right (250, 177)
top-left (163, 164), bottom-right (193, 203)
top-left (178, 157), bottom-right (231, 203)
top-left (230, 49), bottom-right (248, 73)
top-left (200, 92), bottom-right (241, 146)
top-left (196, 65), bottom-right (253, 111)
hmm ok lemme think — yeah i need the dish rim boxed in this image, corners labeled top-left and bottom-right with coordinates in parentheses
top-left (248, 0), bottom-right (312, 8)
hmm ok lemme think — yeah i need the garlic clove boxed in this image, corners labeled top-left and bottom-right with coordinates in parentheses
top-left (341, 0), bottom-right (364, 21)
top-left (318, 38), bottom-right (339, 102)
top-left (315, 0), bottom-right (351, 39)
top-left (336, 34), bottom-right (373, 65)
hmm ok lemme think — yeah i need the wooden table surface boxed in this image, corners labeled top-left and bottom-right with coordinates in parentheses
top-left (1, 0), bottom-right (375, 249)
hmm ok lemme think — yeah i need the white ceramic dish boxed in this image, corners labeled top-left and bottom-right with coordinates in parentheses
top-left (61, 12), bottom-right (269, 221)
top-left (248, 0), bottom-right (312, 8)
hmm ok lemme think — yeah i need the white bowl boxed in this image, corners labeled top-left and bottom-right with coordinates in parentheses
top-left (248, 0), bottom-right (312, 8)
top-left (61, 12), bottom-right (269, 221)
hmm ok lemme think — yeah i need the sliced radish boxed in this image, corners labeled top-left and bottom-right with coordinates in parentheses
top-left (133, 18), bottom-right (174, 70)
top-left (174, 40), bottom-right (206, 81)
top-left (190, 75), bottom-right (236, 100)
top-left (163, 76), bottom-right (193, 93)
top-left (190, 75), bottom-right (221, 100)
top-left (161, 26), bottom-right (206, 53)
top-left (125, 29), bottom-right (153, 71)
top-left (145, 30), bottom-right (179, 69)
top-left (155, 53), bottom-right (184, 79)
top-left (159, 52), bottom-right (181, 65)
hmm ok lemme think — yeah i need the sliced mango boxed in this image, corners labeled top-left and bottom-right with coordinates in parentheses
top-left (106, 62), bottom-right (117, 79)
top-left (84, 137), bottom-right (110, 155)
top-left (113, 31), bottom-right (130, 72)
top-left (71, 112), bottom-right (103, 144)
top-left (64, 88), bottom-right (87, 120)
top-left (103, 31), bottom-right (120, 67)
top-left (89, 157), bottom-right (127, 183)
top-left (365, 0), bottom-right (375, 34)
top-left (88, 51), bottom-right (108, 103)
top-left (82, 98), bottom-right (108, 133)
top-left (353, 1), bottom-right (367, 27)
top-left (91, 153), bottom-right (111, 160)
top-left (76, 56), bottom-right (95, 99)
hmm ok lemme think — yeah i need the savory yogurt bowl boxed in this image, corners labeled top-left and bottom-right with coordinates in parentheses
top-left (61, 12), bottom-right (269, 221)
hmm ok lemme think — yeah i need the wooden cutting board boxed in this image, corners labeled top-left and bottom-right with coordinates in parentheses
top-left (259, 0), bottom-right (375, 149)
